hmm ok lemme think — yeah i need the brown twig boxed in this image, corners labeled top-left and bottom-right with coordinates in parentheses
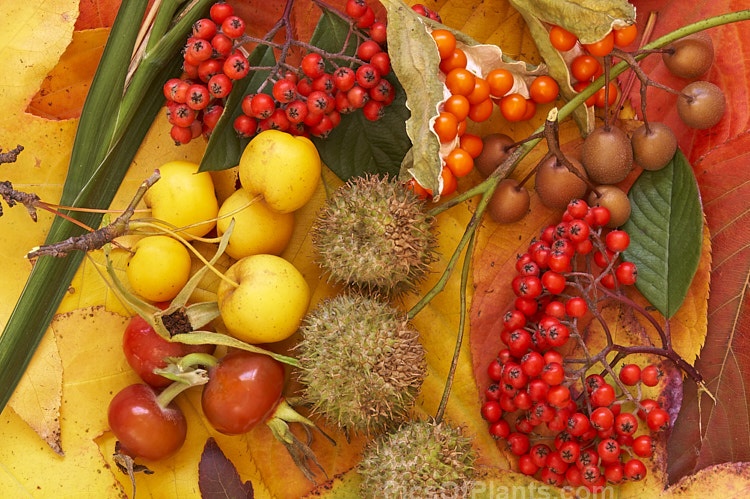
top-left (0, 145), bottom-right (24, 164)
top-left (0, 181), bottom-right (40, 221)
top-left (26, 171), bottom-right (161, 260)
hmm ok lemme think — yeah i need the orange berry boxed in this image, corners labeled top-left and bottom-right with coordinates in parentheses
top-left (456, 119), bottom-right (467, 137)
top-left (468, 98), bottom-right (493, 122)
top-left (614, 25), bottom-right (638, 47)
top-left (440, 165), bottom-right (458, 196)
top-left (439, 48), bottom-right (467, 73)
top-left (584, 31), bottom-right (615, 57)
top-left (487, 68), bottom-right (514, 97)
top-left (549, 25), bottom-right (578, 52)
top-left (445, 147), bottom-right (474, 177)
top-left (444, 94), bottom-right (470, 122)
top-left (460, 133), bottom-right (483, 158)
top-left (433, 111), bottom-right (458, 142)
top-left (445, 68), bottom-right (476, 96)
top-left (529, 75), bottom-right (559, 104)
top-left (521, 99), bottom-right (536, 120)
top-left (467, 77), bottom-right (490, 105)
top-left (431, 29), bottom-right (457, 60)
top-left (405, 178), bottom-right (430, 199)
top-left (499, 93), bottom-right (527, 121)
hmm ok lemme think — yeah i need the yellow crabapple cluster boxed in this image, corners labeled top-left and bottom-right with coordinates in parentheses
top-left (127, 130), bottom-right (320, 345)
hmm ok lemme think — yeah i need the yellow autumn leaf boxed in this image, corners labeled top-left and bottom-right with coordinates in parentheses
top-left (0, 0), bottom-right (79, 329)
top-left (0, 307), bottom-right (130, 498)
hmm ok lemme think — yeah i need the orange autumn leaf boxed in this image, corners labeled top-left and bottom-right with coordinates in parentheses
top-left (27, 29), bottom-right (108, 120)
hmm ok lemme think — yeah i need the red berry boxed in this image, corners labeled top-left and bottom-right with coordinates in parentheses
top-left (357, 40), bottom-right (381, 62)
top-left (307, 90), bottom-right (334, 115)
top-left (489, 419), bottom-right (510, 439)
top-left (624, 458), bottom-right (647, 481)
top-left (345, 0), bottom-right (368, 18)
top-left (481, 400), bottom-right (502, 423)
top-left (170, 125), bottom-right (193, 145)
top-left (356, 63), bottom-right (380, 88)
top-left (285, 100), bottom-right (308, 123)
top-left (272, 78), bottom-right (298, 103)
top-left (202, 104), bottom-right (223, 129)
top-left (362, 99), bottom-right (385, 121)
top-left (198, 58), bottom-right (224, 83)
top-left (641, 364), bottom-right (663, 387)
top-left (211, 33), bottom-right (233, 57)
top-left (249, 93), bottom-right (275, 119)
top-left (616, 261), bottom-right (638, 285)
top-left (647, 407), bottom-right (670, 431)
top-left (333, 67), bottom-right (356, 92)
top-left (369, 22), bottom-right (387, 44)
top-left (301, 53), bottom-right (326, 79)
top-left (221, 16), bottom-right (246, 38)
top-left (192, 18), bottom-right (217, 40)
top-left (224, 52), bottom-right (250, 79)
top-left (233, 114), bottom-right (257, 138)
top-left (619, 363), bottom-right (641, 385)
top-left (565, 297), bottom-right (588, 318)
top-left (591, 383), bottom-right (616, 407)
top-left (606, 230), bottom-right (630, 252)
top-left (186, 83), bottom-right (210, 110)
top-left (632, 435), bottom-right (654, 457)
top-left (590, 406), bottom-right (614, 431)
top-left (169, 103), bottom-right (196, 128)
top-left (566, 199), bottom-right (589, 219)
top-left (210, 2), bottom-right (234, 25)
top-left (370, 51), bottom-right (391, 76)
top-left (208, 73), bottom-right (232, 98)
top-left (356, 6), bottom-right (376, 28)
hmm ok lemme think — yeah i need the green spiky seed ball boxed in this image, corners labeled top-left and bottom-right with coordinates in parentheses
top-left (296, 293), bottom-right (426, 435)
top-left (312, 174), bottom-right (437, 296)
top-left (358, 418), bottom-right (477, 498)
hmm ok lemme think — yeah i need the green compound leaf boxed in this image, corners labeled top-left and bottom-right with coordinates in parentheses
top-left (309, 10), bottom-right (411, 181)
top-left (509, 0), bottom-right (636, 44)
top-left (622, 150), bottom-right (703, 319)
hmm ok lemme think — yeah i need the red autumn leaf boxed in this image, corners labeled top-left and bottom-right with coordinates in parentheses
top-left (627, 0), bottom-right (750, 484)
top-left (198, 437), bottom-right (254, 499)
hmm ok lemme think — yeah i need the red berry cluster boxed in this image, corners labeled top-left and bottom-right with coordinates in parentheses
top-left (480, 199), bottom-right (669, 492)
top-left (232, 0), bottom-right (394, 140)
top-left (163, 2), bottom-right (250, 144)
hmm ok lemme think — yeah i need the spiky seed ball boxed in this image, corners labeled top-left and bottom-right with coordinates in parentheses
top-left (312, 174), bottom-right (437, 296)
top-left (296, 293), bottom-right (426, 435)
top-left (358, 418), bottom-right (477, 498)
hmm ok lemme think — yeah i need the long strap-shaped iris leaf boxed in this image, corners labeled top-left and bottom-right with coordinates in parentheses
top-left (0, 0), bottom-right (213, 412)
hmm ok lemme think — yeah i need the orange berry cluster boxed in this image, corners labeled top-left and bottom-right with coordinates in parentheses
top-left (548, 24), bottom-right (638, 108)
top-left (408, 25), bottom-right (560, 199)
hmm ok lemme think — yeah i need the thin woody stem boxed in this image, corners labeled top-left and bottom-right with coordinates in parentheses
top-left (26, 171), bottom-right (160, 259)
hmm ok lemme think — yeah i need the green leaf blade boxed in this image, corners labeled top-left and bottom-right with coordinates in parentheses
top-left (623, 150), bottom-right (703, 318)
